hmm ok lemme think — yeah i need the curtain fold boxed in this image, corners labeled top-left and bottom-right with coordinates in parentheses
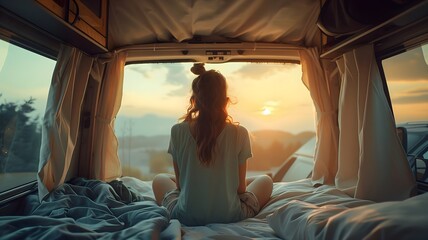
top-left (301, 45), bottom-right (414, 202)
top-left (336, 44), bottom-right (416, 201)
top-left (299, 48), bottom-right (340, 186)
top-left (90, 52), bottom-right (127, 181)
top-left (38, 45), bottom-right (94, 200)
top-left (335, 55), bottom-right (360, 196)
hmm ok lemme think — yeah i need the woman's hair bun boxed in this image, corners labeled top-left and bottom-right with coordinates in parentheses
top-left (191, 63), bottom-right (206, 75)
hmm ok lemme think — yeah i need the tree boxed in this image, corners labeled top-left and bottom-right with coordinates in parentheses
top-left (0, 95), bottom-right (41, 173)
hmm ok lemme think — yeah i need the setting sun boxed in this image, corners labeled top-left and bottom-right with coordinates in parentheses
top-left (262, 107), bottom-right (272, 115)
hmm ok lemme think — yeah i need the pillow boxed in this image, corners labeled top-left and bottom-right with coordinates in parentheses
top-left (268, 193), bottom-right (428, 240)
top-left (324, 193), bottom-right (428, 240)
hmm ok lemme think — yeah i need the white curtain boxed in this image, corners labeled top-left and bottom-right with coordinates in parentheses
top-left (300, 48), bottom-right (340, 186)
top-left (336, 44), bottom-right (416, 201)
top-left (90, 52), bottom-right (127, 181)
top-left (38, 45), bottom-right (94, 200)
top-left (301, 45), bottom-right (414, 202)
top-left (334, 53), bottom-right (360, 196)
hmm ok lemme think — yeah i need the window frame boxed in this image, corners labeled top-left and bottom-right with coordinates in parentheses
top-left (0, 15), bottom-right (59, 205)
top-left (376, 31), bottom-right (428, 193)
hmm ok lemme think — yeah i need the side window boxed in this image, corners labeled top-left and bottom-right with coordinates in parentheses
top-left (382, 44), bottom-right (428, 124)
top-left (382, 43), bottom-right (428, 183)
top-left (0, 39), bottom-right (55, 193)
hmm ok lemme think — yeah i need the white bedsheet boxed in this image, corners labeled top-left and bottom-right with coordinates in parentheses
top-left (268, 189), bottom-right (428, 240)
top-left (121, 176), bottom-right (280, 239)
top-left (121, 177), bottom-right (428, 240)
top-left (121, 177), bottom-right (366, 239)
top-left (7, 176), bottom-right (404, 240)
top-left (4, 176), bottom-right (421, 239)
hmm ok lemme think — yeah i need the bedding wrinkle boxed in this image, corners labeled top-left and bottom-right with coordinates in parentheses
top-left (0, 177), bottom-right (172, 239)
top-left (4, 177), bottom-right (424, 239)
top-left (267, 179), bottom-right (428, 240)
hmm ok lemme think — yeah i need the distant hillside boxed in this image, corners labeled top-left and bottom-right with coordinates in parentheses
top-left (118, 135), bottom-right (170, 150)
top-left (118, 130), bottom-right (315, 151)
top-left (248, 130), bottom-right (315, 170)
top-left (250, 130), bottom-right (315, 149)
top-left (295, 131), bottom-right (317, 144)
top-left (118, 130), bottom-right (316, 172)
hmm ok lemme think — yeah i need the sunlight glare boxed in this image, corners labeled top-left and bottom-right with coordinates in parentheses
top-left (262, 107), bottom-right (272, 115)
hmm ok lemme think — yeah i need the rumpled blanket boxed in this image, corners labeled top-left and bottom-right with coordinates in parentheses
top-left (0, 178), bottom-right (170, 240)
top-left (267, 180), bottom-right (428, 240)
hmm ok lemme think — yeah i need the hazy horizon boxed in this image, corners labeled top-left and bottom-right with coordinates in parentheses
top-left (115, 113), bottom-right (317, 137)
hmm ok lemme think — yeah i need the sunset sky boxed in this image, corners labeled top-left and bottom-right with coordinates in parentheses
top-left (382, 45), bottom-right (428, 124)
top-left (0, 40), bottom-right (54, 115)
top-left (116, 62), bottom-right (316, 136)
top-left (1, 39), bottom-right (427, 138)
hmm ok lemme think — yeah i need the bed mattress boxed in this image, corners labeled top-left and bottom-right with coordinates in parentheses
top-left (1, 177), bottom-right (427, 239)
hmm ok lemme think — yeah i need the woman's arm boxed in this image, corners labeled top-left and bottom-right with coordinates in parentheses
top-left (173, 161), bottom-right (181, 190)
top-left (237, 160), bottom-right (247, 194)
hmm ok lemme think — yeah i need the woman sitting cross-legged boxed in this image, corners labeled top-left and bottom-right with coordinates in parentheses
top-left (152, 63), bottom-right (273, 226)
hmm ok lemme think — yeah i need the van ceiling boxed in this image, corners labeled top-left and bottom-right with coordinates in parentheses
top-left (1, 0), bottom-right (424, 59)
top-left (108, 0), bottom-right (322, 50)
top-left (108, 0), bottom-right (426, 62)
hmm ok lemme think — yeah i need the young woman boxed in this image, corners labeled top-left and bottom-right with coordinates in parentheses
top-left (152, 63), bottom-right (273, 226)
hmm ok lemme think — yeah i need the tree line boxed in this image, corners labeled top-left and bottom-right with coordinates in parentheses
top-left (0, 95), bottom-right (41, 173)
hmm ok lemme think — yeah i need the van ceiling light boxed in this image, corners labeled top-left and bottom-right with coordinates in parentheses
top-left (205, 50), bottom-right (231, 55)
top-left (207, 56), bottom-right (225, 61)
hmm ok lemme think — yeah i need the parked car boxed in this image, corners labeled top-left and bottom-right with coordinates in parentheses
top-left (398, 122), bottom-right (428, 183)
top-left (273, 137), bottom-right (316, 182)
top-left (275, 121), bottom-right (428, 184)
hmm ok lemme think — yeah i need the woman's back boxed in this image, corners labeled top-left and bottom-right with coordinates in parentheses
top-left (168, 122), bottom-right (252, 226)
top-left (152, 63), bottom-right (272, 226)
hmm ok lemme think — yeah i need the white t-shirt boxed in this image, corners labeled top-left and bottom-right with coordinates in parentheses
top-left (168, 121), bottom-right (252, 226)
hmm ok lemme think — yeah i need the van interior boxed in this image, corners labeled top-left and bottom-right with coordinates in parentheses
top-left (0, 0), bottom-right (428, 239)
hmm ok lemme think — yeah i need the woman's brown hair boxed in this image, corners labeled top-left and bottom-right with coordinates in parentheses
top-left (182, 63), bottom-right (232, 165)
